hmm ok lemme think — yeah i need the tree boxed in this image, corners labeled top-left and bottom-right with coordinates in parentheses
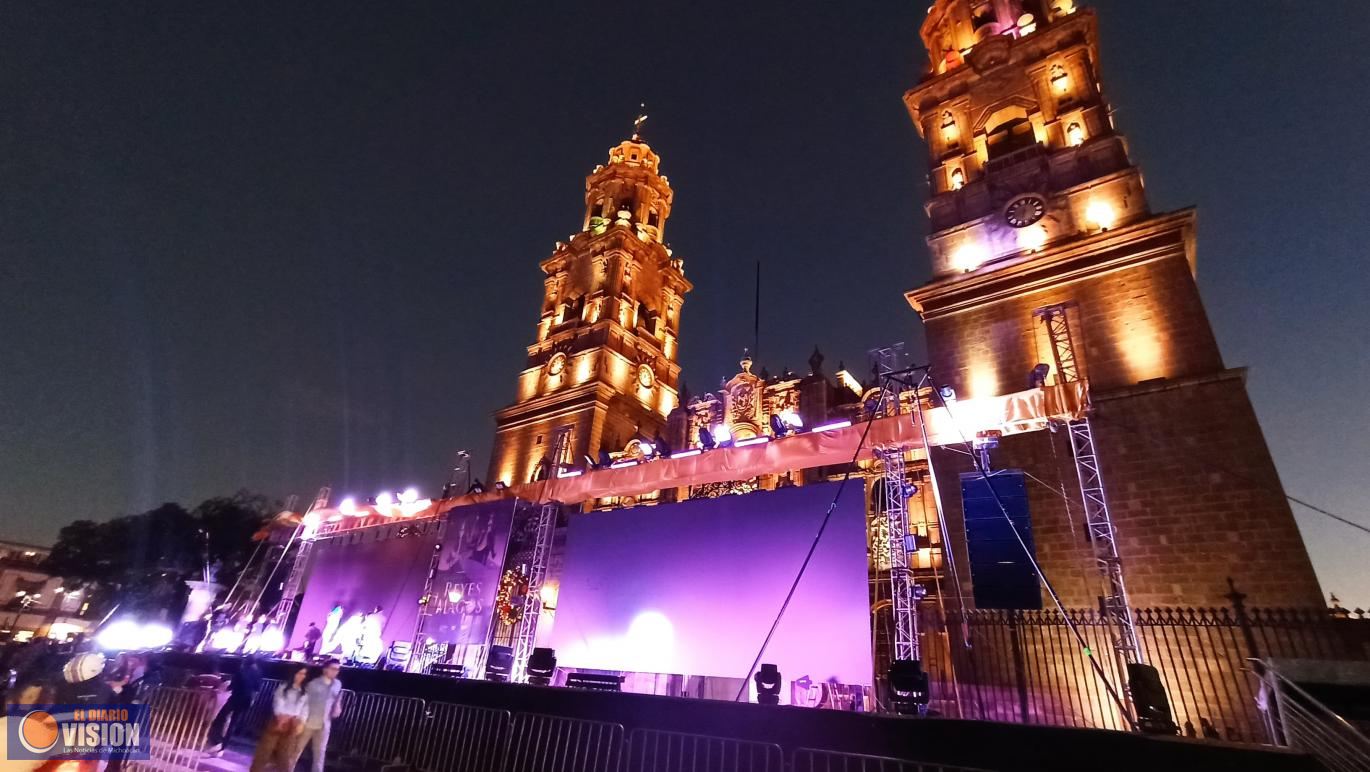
top-left (43, 491), bottom-right (277, 620)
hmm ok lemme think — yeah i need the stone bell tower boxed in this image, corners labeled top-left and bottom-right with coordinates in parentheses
top-left (489, 121), bottom-right (692, 486)
top-left (903, 0), bottom-right (1323, 607)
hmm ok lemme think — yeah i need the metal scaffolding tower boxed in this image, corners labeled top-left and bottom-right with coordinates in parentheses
top-left (1034, 303), bottom-right (1143, 664)
top-left (269, 486), bottom-right (331, 626)
top-left (510, 425), bottom-right (572, 681)
top-left (875, 446), bottom-right (919, 663)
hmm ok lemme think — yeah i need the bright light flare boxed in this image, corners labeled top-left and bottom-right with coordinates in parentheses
top-left (338, 497), bottom-right (357, 515)
top-left (950, 242), bottom-right (989, 272)
top-left (375, 491), bottom-right (395, 508)
top-left (710, 425), bottom-right (733, 445)
top-left (1085, 200), bottom-right (1117, 231)
top-left (399, 487), bottom-right (420, 504)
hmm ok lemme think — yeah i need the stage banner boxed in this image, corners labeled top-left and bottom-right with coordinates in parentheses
top-left (421, 499), bottom-right (517, 647)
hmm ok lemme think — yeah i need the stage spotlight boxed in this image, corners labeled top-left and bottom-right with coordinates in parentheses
top-left (711, 425), bottom-right (733, 447)
top-left (653, 433), bottom-right (672, 458)
top-left (399, 487), bottom-right (420, 504)
top-left (376, 491), bottom-right (395, 507)
top-left (754, 663), bottom-right (782, 705)
top-left (467, 479), bottom-right (486, 494)
top-left (639, 440), bottom-right (655, 458)
top-left (888, 659), bottom-right (931, 716)
top-left (937, 385), bottom-right (956, 403)
top-left (485, 645), bottom-right (514, 682)
top-left (769, 414), bottom-right (787, 437)
top-left (1029, 363), bottom-right (1051, 389)
top-left (698, 426), bottom-right (716, 450)
top-left (598, 450), bottom-right (613, 468)
top-left (493, 481), bottom-right (508, 491)
top-left (338, 497), bottom-right (357, 515)
top-left (527, 647), bottom-right (557, 686)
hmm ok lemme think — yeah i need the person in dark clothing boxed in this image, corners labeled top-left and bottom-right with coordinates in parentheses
top-left (302, 623), bottom-right (322, 660)
top-left (207, 656), bottom-right (263, 753)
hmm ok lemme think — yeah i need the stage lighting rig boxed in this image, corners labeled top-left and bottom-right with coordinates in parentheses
top-left (754, 663), bottom-right (782, 705)
top-left (527, 647), bottom-right (557, 686)
top-left (888, 659), bottom-right (930, 716)
top-left (485, 645), bottom-right (514, 682)
top-left (711, 425), bottom-right (734, 448)
top-left (937, 385), bottom-right (956, 403)
top-left (768, 409), bottom-right (804, 437)
top-left (698, 426), bottom-right (716, 450)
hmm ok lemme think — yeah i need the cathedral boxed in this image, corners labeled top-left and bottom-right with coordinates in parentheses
top-left (488, 0), bottom-right (1323, 622)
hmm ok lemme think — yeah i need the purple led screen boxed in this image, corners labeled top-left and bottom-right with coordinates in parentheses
top-left (547, 481), bottom-right (872, 686)
top-left (291, 523), bottom-right (439, 656)
top-left (422, 500), bottom-right (517, 646)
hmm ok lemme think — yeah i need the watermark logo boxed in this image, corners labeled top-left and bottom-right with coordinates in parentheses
top-left (6, 705), bottom-right (150, 760)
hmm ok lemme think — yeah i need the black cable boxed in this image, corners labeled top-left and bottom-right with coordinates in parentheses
top-left (928, 375), bottom-right (1139, 730)
top-left (734, 375), bottom-right (892, 702)
top-left (1089, 411), bottom-right (1370, 538)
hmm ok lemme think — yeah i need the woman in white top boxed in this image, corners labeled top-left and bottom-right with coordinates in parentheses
top-left (249, 665), bottom-right (308, 772)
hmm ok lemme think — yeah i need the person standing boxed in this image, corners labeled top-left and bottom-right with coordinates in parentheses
top-left (249, 666), bottom-right (308, 772)
top-left (295, 659), bottom-right (343, 772)
top-left (302, 623), bottom-right (322, 660)
top-left (207, 656), bottom-right (262, 754)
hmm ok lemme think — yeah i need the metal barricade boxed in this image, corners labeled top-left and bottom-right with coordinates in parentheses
top-left (624, 728), bottom-right (783, 772)
top-left (412, 701), bottom-right (511, 772)
top-left (792, 748), bottom-right (992, 772)
top-left (240, 677), bottom-right (283, 740)
top-left (504, 712), bottom-right (623, 772)
top-left (128, 686), bottom-right (219, 772)
top-left (330, 690), bottom-right (425, 765)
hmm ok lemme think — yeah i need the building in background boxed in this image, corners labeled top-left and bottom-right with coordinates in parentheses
top-left (0, 540), bottom-right (91, 642)
top-left (488, 126), bottom-right (692, 488)
top-left (901, 0), bottom-right (1323, 609)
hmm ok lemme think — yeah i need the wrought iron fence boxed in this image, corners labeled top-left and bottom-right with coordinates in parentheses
top-left (914, 604), bottom-right (1370, 743)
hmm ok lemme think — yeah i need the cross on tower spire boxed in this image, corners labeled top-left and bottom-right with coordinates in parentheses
top-left (632, 103), bottom-right (648, 141)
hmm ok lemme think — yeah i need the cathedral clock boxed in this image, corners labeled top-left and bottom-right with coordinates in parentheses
top-left (1003, 195), bottom-right (1047, 228)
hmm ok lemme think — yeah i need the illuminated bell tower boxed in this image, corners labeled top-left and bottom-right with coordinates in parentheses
top-left (489, 124), bottom-right (692, 486)
top-left (904, 1), bottom-right (1323, 607)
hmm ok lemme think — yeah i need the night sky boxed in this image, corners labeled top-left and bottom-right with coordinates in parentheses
top-left (3, 3), bottom-right (1367, 606)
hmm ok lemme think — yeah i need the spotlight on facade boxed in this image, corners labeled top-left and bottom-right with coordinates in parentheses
top-left (937, 385), bottom-right (956, 403)
top-left (527, 647), bottom-right (557, 687)
top-left (950, 242), bottom-right (988, 273)
top-left (1085, 199), bottom-right (1117, 231)
top-left (1029, 363), bottom-right (1051, 388)
top-left (754, 663), bottom-right (782, 705)
top-left (888, 659), bottom-right (931, 716)
top-left (698, 426), bottom-right (716, 450)
top-left (1018, 224), bottom-right (1048, 252)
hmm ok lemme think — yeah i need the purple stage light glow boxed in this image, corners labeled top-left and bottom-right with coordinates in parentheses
top-left (547, 481), bottom-right (872, 689)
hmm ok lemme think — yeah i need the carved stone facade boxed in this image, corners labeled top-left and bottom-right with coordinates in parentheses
top-left (905, 0), bottom-right (1323, 607)
top-left (488, 135), bottom-right (691, 487)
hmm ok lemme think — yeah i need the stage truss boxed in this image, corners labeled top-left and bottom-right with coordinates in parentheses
top-left (1035, 303), bottom-right (1142, 665)
top-left (510, 425), bottom-right (573, 682)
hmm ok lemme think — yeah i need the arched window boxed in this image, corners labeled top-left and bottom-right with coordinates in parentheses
top-left (1050, 64), bottom-right (1070, 94)
top-left (986, 116), bottom-right (1036, 159)
top-left (1066, 122), bottom-right (1084, 147)
top-left (941, 111), bottom-right (959, 146)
